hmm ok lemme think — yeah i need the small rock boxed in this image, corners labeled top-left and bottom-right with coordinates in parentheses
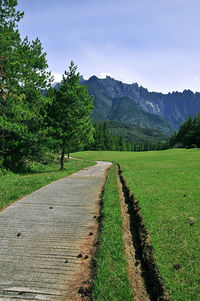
top-left (94, 240), bottom-right (100, 247)
top-left (78, 286), bottom-right (84, 295)
top-left (83, 280), bottom-right (90, 285)
top-left (78, 286), bottom-right (91, 297)
top-left (188, 217), bottom-right (195, 225)
top-left (78, 286), bottom-right (85, 297)
top-left (135, 260), bottom-right (140, 267)
top-left (174, 264), bottom-right (181, 270)
top-left (18, 292), bottom-right (24, 295)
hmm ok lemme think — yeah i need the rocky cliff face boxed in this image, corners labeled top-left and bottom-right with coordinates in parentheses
top-left (84, 76), bottom-right (200, 130)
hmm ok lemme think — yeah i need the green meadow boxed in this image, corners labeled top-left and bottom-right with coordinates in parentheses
top-left (73, 149), bottom-right (200, 301)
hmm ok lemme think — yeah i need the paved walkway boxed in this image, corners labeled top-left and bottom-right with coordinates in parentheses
top-left (0, 161), bottom-right (111, 301)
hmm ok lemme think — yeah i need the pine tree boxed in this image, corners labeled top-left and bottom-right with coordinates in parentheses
top-left (103, 121), bottom-right (112, 149)
top-left (119, 136), bottom-right (126, 151)
top-left (0, 0), bottom-right (52, 169)
top-left (48, 61), bottom-right (94, 169)
top-left (193, 114), bottom-right (200, 147)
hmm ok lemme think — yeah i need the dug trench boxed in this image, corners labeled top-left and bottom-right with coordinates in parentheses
top-left (117, 164), bottom-right (169, 301)
top-left (73, 162), bottom-right (169, 301)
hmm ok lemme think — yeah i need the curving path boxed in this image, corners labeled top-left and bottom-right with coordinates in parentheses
top-left (0, 161), bottom-right (111, 300)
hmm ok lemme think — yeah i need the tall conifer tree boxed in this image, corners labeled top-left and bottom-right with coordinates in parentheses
top-left (48, 61), bottom-right (94, 169)
top-left (0, 0), bottom-right (52, 169)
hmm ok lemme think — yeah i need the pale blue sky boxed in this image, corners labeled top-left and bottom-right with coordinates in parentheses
top-left (17, 0), bottom-right (200, 93)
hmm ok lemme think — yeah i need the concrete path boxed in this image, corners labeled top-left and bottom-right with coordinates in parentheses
top-left (0, 161), bottom-right (111, 301)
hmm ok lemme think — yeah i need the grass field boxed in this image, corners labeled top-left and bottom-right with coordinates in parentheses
top-left (0, 159), bottom-right (94, 211)
top-left (92, 164), bottom-right (133, 301)
top-left (72, 149), bottom-right (200, 301)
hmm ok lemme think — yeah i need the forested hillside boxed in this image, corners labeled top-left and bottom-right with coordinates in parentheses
top-left (89, 121), bottom-right (169, 152)
top-left (107, 121), bottom-right (169, 144)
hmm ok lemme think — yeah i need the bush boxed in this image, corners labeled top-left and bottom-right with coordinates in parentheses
top-left (185, 144), bottom-right (197, 149)
top-left (0, 167), bottom-right (8, 176)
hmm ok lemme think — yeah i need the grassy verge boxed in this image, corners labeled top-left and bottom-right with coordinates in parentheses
top-left (92, 164), bottom-right (133, 301)
top-left (73, 149), bottom-right (200, 300)
top-left (0, 159), bottom-right (94, 211)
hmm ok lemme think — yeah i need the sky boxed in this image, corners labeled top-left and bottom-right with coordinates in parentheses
top-left (17, 0), bottom-right (200, 93)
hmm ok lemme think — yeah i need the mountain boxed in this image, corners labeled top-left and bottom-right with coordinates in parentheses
top-left (83, 76), bottom-right (174, 134)
top-left (107, 97), bottom-right (173, 134)
top-left (83, 76), bottom-right (200, 131)
top-left (49, 81), bottom-right (169, 142)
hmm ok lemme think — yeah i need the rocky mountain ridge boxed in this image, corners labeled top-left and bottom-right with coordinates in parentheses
top-left (83, 76), bottom-right (200, 131)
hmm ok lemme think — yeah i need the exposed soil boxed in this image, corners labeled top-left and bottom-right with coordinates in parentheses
top-left (117, 164), bottom-right (169, 301)
top-left (117, 166), bottom-right (150, 301)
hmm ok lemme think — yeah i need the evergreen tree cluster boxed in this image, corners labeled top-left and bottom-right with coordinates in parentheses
top-left (133, 141), bottom-right (169, 151)
top-left (0, 0), bottom-right (53, 169)
top-left (90, 121), bottom-right (130, 151)
top-left (90, 122), bottom-right (169, 152)
top-left (169, 114), bottom-right (200, 148)
top-left (0, 1), bottom-right (94, 170)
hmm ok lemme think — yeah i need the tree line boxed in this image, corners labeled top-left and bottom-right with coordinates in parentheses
top-left (89, 122), bottom-right (169, 152)
top-left (169, 114), bottom-right (200, 148)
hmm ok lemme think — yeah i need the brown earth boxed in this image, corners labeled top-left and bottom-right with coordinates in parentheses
top-left (117, 166), bottom-right (150, 301)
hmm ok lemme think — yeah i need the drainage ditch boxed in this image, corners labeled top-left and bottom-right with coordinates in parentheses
top-left (117, 164), bottom-right (169, 301)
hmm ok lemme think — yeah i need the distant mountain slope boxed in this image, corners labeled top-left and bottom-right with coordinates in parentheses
top-left (84, 76), bottom-right (174, 134)
top-left (106, 121), bottom-right (169, 144)
top-left (108, 97), bottom-right (173, 134)
top-left (84, 76), bottom-right (200, 130)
